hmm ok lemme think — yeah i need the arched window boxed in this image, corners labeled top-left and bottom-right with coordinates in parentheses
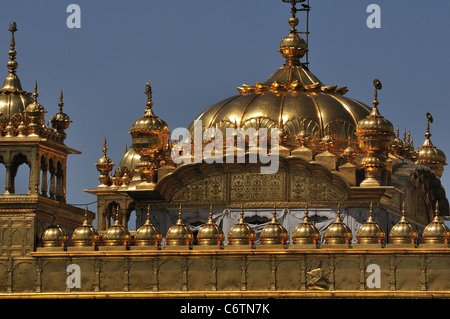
top-left (11, 153), bottom-right (29, 195)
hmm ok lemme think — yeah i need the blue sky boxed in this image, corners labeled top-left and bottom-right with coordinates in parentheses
top-left (1, 1), bottom-right (449, 222)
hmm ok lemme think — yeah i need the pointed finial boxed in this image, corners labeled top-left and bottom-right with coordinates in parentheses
top-left (240, 204), bottom-right (244, 220)
top-left (209, 203), bottom-right (213, 220)
top-left (435, 201), bottom-right (440, 218)
top-left (305, 202), bottom-right (309, 217)
top-left (372, 79), bottom-right (382, 108)
top-left (147, 203), bottom-right (151, 220)
top-left (425, 112), bottom-right (433, 140)
top-left (401, 201), bottom-right (407, 220)
top-left (102, 137), bottom-right (108, 156)
top-left (177, 203), bottom-right (183, 222)
top-left (7, 22), bottom-right (18, 74)
top-left (33, 81), bottom-right (38, 102)
top-left (369, 201), bottom-right (373, 217)
top-left (124, 144), bottom-right (128, 154)
top-left (58, 90), bottom-right (64, 112)
top-left (144, 81), bottom-right (155, 117)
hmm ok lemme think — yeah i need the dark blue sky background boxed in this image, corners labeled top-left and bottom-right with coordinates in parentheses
top-left (0, 1), bottom-right (449, 219)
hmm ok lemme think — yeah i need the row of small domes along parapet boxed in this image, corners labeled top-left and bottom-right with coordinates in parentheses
top-left (40, 202), bottom-right (449, 250)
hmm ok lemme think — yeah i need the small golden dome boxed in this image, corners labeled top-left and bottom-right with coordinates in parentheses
top-left (324, 205), bottom-right (353, 245)
top-left (165, 205), bottom-right (193, 247)
top-left (95, 138), bottom-right (115, 174)
top-left (129, 81), bottom-right (169, 136)
top-left (228, 205), bottom-right (256, 246)
top-left (197, 204), bottom-right (225, 246)
top-left (260, 205), bottom-right (289, 245)
top-left (356, 202), bottom-right (385, 245)
top-left (134, 205), bottom-right (162, 247)
top-left (0, 22), bottom-right (34, 123)
top-left (71, 207), bottom-right (99, 247)
top-left (119, 146), bottom-right (141, 172)
top-left (355, 80), bottom-right (394, 148)
top-left (42, 223), bottom-right (68, 248)
top-left (422, 202), bottom-right (450, 245)
top-left (292, 204), bottom-right (320, 245)
top-left (389, 203), bottom-right (418, 245)
top-left (50, 90), bottom-right (71, 132)
top-left (415, 113), bottom-right (446, 178)
top-left (25, 82), bottom-right (45, 114)
top-left (102, 209), bottom-right (131, 246)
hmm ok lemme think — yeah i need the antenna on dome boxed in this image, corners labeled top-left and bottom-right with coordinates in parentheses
top-left (282, 0), bottom-right (311, 68)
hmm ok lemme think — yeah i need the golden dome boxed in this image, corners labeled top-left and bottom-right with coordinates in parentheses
top-left (197, 204), bottom-right (225, 246)
top-left (355, 80), bottom-right (394, 150)
top-left (95, 138), bottom-right (115, 174)
top-left (0, 22), bottom-right (33, 124)
top-left (102, 209), bottom-right (131, 246)
top-left (389, 203), bottom-right (418, 245)
top-left (71, 207), bottom-right (99, 247)
top-left (165, 205), bottom-right (193, 247)
top-left (129, 81), bottom-right (169, 140)
top-left (189, 15), bottom-right (371, 150)
top-left (356, 202), bottom-right (385, 245)
top-left (422, 202), bottom-right (450, 245)
top-left (50, 91), bottom-right (71, 132)
top-left (119, 146), bottom-right (141, 172)
top-left (292, 204), bottom-right (320, 245)
top-left (415, 113), bottom-right (446, 178)
top-left (227, 205), bottom-right (256, 246)
top-left (134, 205), bottom-right (162, 247)
top-left (324, 205), bottom-right (353, 245)
top-left (42, 223), bottom-right (69, 248)
top-left (260, 205), bottom-right (289, 245)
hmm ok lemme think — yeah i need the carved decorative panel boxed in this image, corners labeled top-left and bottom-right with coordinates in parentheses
top-left (290, 171), bottom-right (346, 202)
top-left (230, 172), bottom-right (284, 202)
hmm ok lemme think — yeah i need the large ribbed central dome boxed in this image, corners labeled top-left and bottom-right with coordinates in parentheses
top-left (189, 17), bottom-right (371, 149)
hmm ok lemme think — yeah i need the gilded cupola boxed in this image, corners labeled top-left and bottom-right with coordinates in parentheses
top-left (389, 203), bottom-right (418, 245)
top-left (189, 2), bottom-right (371, 152)
top-left (324, 204), bottom-right (353, 245)
top-left (102, 207), bottom-right (131, 247)
top-left (129, 81), bottom-right (170, 184)
top-left (197, 204), bottom-right (225, 247)
top-left (50, 90), bottom-right (71, 142)
top-left (260, 204), bottom-right (289, 246)
top-left (41, 214), bottom-right (69, 248)
top-left (227, 205), bottom-right (256, 246)
top-left (134, 205), bottom-right (162, 247)
top-left (71, 206), bottom-right (99, 247)
top-left (415, 113), bottom-right (446, 178)
top-left (356, 202), bottom-right (385, 245)
top-left (292, 204), bottom-right (320, 245)
top-left (165, 205), bottom-right (193, 247)
top-left (422, 201), bottom-right (450, 245)
top-left (95, 137), bottom-right (115, 187)
top-left (0, 22), bottom-right (33, 129)
top-left (355, 79), bottom-right (394, 187)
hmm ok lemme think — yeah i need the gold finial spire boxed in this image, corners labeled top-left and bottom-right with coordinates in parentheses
top-left (177, 203), bottom-right (183, 224)
top-left (371, 78), bottom-right (382, 114)
top-left (102, 137), bottom-right (108, 157)
top-left (424, 112), bottom-right (433, 145)
top-left (147, 203), bottom-right (151, 221)
top-left (58, 90), bottom-right (64, 112)
top-left (144, 80), bottom-right (155, 117)
top-left (32, 80), bottom-right (38, 102)
top-left (7, 21), bottom-right (18, 74)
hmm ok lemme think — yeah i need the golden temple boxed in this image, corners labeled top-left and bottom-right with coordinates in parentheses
top-left (0, 1), bottom-right (448, 299)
